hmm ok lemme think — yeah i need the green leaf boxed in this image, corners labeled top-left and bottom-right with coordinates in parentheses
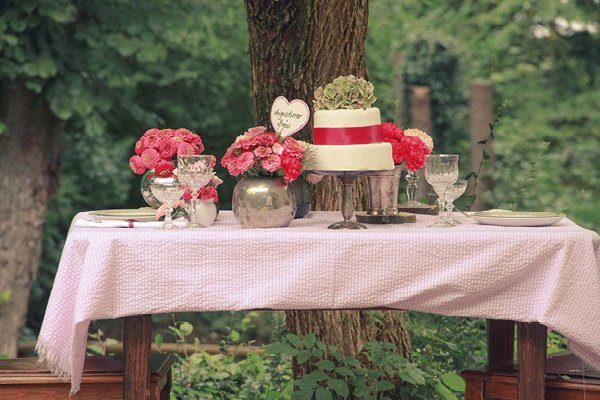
top-left (291, 389), bottom-right (314, 400)
top-left (295, 377), bottom-right (319, 390)
top-left (344, 356), bottom-right (360, 367)
top-left (37, 57), bottom-right (57, 78)
top-left (0, 289), bottom-right (11, 304)
top-left (303, 333), bottom-right (317, 349)
top-left (22, 62), bottom-right (37, 77)
top-left (297, 349), bottom-right (312, 364)
top-left (286, 333), bottom-right (302, 348)
top-left (264, 342), bottom-right (289, 355)
top-left (179, 322), bottom-right (193, 337)
top-left (435, 382), bottom-right (460, 400)
top-left (375, 380), bottom-right (395, 392)
top-left (315, 360), bottom-right (335, 371)
top-left (39, 3), bottom-right (77, 23)
top-left (335, 366), bottom-right (355, 377)
top-left (328, 378), bottom-right (349, 398)
top-left (315, 387), bottom-right (333, 400)
top-left (304, 370), bottom-right (329, 382)
top-left (316, 341), bottom-right (327, 350)
top-left (0, 122), bottom-right (6, 136)
top-left (229, 329), bottom-right (240, 342)
top-left (441, 372), bottom-right (465, 392)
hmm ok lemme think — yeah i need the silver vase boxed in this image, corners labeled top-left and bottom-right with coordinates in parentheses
top-left (232, 177), bottom-right (296, 228)
top-left (366, 165), bottom-right (403, 215)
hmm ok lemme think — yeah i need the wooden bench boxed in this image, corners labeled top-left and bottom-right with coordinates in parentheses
top-left (0, 354), bottom-right (176, 400)
top-left (461, 352), bottom-right (600, 399)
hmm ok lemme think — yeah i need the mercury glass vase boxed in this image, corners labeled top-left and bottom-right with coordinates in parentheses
top-left (185, 200), bottom-right (217, 227)
top-left (140, 170), bottom-right (162, 208)
top-left (232, 177), bottom-right (296, 228)
top-left (366, 165), bottom-right (403, 215)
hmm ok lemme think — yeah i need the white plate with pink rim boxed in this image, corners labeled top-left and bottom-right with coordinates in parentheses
top-left (89, 208), bottom-right (157, 222)
top-left (470, 210), bottom-right (565, 227)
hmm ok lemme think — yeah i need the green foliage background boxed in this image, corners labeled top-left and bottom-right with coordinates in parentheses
top-left (1, 0), bottom-right (597, 398)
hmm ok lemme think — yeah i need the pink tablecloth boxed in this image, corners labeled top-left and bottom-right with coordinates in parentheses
top-left (37, 211), bottom-right (600, 393)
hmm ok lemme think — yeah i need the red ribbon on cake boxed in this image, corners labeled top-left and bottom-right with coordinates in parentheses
top-left (313, 125), bottom-right (382, 145)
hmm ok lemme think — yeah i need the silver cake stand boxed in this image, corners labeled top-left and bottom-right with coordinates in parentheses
top-left (310, 170), bottom-right (387, 230)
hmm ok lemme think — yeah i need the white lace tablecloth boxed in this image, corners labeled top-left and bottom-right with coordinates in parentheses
top-left (37, 211), bottom-right (600, 393)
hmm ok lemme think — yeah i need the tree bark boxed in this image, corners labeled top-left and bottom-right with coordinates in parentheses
top-left (244, 0), bottom-right (411, 380)
top-left (0, 83), bottom-right (64, 356)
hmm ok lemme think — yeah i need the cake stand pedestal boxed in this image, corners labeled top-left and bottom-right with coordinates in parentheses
top-left (312, 170), bottom-right (386, 230)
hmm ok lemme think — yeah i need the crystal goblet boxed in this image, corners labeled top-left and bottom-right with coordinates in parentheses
top-left (424, 154), bottom-right (459, 228)
top-left (177, 155), bottom-right (214, 228)
top-left (445, 179), bottom-right (468, 225)
top-left (150, 176), bottom-right (184, 229)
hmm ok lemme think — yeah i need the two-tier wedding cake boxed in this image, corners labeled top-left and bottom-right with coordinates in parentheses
top-left (303, 75), bottom-right (394, 172)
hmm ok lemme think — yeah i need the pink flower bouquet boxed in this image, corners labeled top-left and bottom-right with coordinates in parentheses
top-left (129, 128), bottom-right (205, 178)
top-left (381, 122), bottom-right (433, 171)
top-left (221, 126), bottom-right (306, 183)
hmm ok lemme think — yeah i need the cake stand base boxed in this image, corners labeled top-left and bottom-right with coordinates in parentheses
top-left (355, 212), bottom-right (416, 224)
top-left (328, 220), bottom-right (368, 230)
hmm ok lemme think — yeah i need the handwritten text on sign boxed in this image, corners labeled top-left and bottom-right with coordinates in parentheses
top-left (270, 96), bottom-right (309, 137)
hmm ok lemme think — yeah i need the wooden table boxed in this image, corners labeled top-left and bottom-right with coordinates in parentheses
top-left (122, 315), bottom-right (547, 400)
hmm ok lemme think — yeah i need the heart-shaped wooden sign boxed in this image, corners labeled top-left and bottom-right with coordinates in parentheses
top-left (270, 96), bottom-right (310, 137)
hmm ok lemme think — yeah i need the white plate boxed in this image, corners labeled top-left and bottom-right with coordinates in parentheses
top-left (89, 208), bottom-right (157, 222)
top-left (471, 211), bottom-right (565, 227)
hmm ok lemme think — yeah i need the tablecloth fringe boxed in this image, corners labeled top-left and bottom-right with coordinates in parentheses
top-left (35, 339), bottom-right (80, 394)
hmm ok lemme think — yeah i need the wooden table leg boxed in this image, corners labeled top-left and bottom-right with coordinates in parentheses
top-left (487, 319), bottom-right (515, 369)
top-left (123, 315), bottom-right (153, 400)
top-left (517, 322), bottom-right (547, 400)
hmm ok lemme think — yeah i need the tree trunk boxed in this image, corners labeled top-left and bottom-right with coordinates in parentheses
top-left (244, 0), bottom-right (411, 379)
top-left (0, 83), bottom-right (64, 356)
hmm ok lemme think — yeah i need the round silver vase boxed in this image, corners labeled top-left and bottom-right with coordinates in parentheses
top-left (232, 177), bottom-right (296, 228)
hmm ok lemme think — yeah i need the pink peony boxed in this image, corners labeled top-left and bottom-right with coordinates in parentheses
top-left (235, 151), bottom-right (255, 173)
top-left (254, 145), bottom-right (272, 158)
top-left (140, 148), bottom-right (160, 169)
top-left (142, 128), bottom-right (162, 149)
top-left (129, 155), bottom-right (146, 175)
top-left (177, 142), bottom-right (195, 156)
top-left (272, 142), bottom-right (284, 155)
top-left (261, 154), bottom-right (281, 172)
top-left (199, 186), bottom-right (219, 202)
top-left (134, 139), bottom-right (145, 155)
top-left (155, 160), bottom-right (175, 177)
top-left (246, 126), bottom-right (267, 137)
top-left (282, 137), bottom-right (305, 158)
top-left (157, 138), bottom-right (178, 160)
top-left (251, 133), bottom-right (277, 147)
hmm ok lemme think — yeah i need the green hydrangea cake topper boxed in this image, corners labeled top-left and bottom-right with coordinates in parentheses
top-left (313, 75), bottom-right (377, 111)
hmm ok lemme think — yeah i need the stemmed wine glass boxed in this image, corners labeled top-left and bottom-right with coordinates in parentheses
top-left (150, 177), bottom-right (184, 229)
top-left (445, 179), bottom-right (468, 225)
top-left (177, 155), bottom-right (214, 228)
top-left (424, 154), bottom-right (459, 228)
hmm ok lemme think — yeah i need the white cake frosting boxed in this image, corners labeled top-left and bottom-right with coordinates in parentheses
top-left (314, 107), bottom-right (381, 128)
top-left (304, 142), bottom-right (394, 172)
top-left (307, 106), bottom-right (394, 172)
